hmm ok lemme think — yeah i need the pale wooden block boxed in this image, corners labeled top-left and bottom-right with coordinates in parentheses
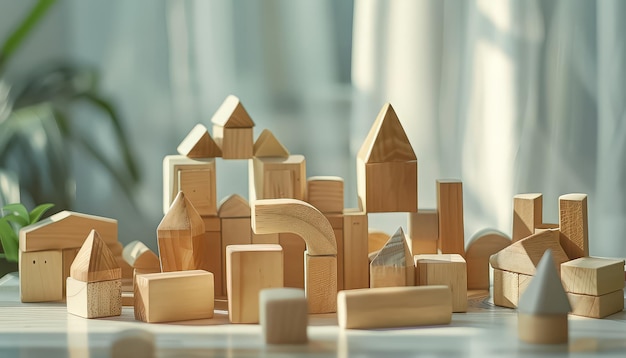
top-left (370, 228), bottom-right (414, 288)
top-left (70, 230), bottom-right (121, 283)
top-left (518, 314), bottom-right (568, 344)
top-left (307, 176), bottom-right (344, 213)
top-left (66, 277), bottom-right (122, 319)
top-left (279, 233), bottom-right (305, 289)
top-left (162, 155), bottom-right (216, 215)
top-left (213, 127), bottom-right (254, 159)
top-left (221, 217), bottom-right (252, 295)
top-left (62, 248), bottom-right (79, 299)
top-left (122, 241), bottom-right (160, 272)
top-left (253, 129), bottom-right (290, 158)
top-left (512, 193), bottom-right (543, 242)
top-left (343, 209), bottom-right (369, 290)
top-left (305, 253), bottom-right (337, 314)
top-left (259, 288), bottom-right (308, 344)
top-left (437, 180), bottom-right (465, 256)
top-left (251, 156), bottom-right (306, 201)
top-left (561, 257), bottom-right (625, 296)
top-left (218, 194), bottom-right (250, 218)
top-left (176, 123), bottom-right (222, 158)
top-left (368, 230), bottom-right (390, 254)
top-left (407, 209), bottom-right (439, 255)
top-left (567, 289), bottom-right (624, 318)
top-left (492, 269), bottom-right (532, 308)
top-left (414, 254), bottom-right (467, 312)
top-left (178, 168), bottom-right (217, 216)
top-left (559, 193), bottom-right (589, 259)
top-left (192, 231), bottom-right (223, 298)
top-left (134, 270), bottom-right (214, 323)
top-left (19, 250), bottom-right (63, 302)
top-left (358, 161), bottom-right (418, 213)
top-left (227, 245), bottom-right (284, 323)
top-left (111, 329), bottom-right (155, 358)
top-left (337, 286), bottom-right (452, 329)
top-left (334, 227), bottom-right (344, 291)
top-left (465, 231), bottom-right (511, 290)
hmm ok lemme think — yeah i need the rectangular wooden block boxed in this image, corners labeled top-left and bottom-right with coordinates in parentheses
top-left (221, 217), bottom-right (252, 295)
top-left (561, 257), bottom-right (625, 296)
top-left (19, 250), bottom-right (63, 302)
top-left (370, 266), bottom-right (412, 288)
top-left (337, 286), bottom-right (452, 329)
top-left (202, 216), bottom-right (221, 232)
top-left (414, 254), bottom-right (467, 312)
top-left (62, 248), bottom-right (79, 299)
top-left (559, 193), bottom-right (589, 259)
top-left (193, 231), bottom-right (223, 298)
top-left (437, 180), bottom-right (465, 256)
top-left (280, 233), bottom-right (305, 289)
top-left (252, 156), bottom-right (306, 201)
top-left (66, 277), bottom-right (122, 318)
top-left (134, 270), bottom-right (214, 323)
top-left (178, 168), bottom-right (217, 216)
top-left (359, 161), bottom-right (418, 213)
top-left (407, 209), bottom-right (439, 255)
top-left (260, 288), bottom-right (308, 344)
top-left (567, 289), bottom-right (624, 318)
top-left (492, 269), bottom-right (532, 308)
top-left (163, 155), bottom-right (216, 214)
top-left (307, 177), bottom-right (344, 213)
top-left (213, 126), bottom-right (253, 159)
top-left (512, 193), bottom-right (543, 242)
top-left (342, 209), bottom-right (369, 290)
top-left (227, 245), bottom-right (284, 323)
top-left (305, 254), bottom-right (337, 314)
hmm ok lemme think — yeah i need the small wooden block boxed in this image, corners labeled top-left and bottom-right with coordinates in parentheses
top-left (210, 95), bottom-right (255, 128)
top-left (307, 176), bottom-right (344, 213)
top-left (367, 230), bottom-right (390, 254)
top-left (559, 193), bottom-right (589, 259)
top-left (567, 289), bottom-right (624, 318)
top-left (178, 169), bottom-right (217, 216)
top-left (343, 209), bottom-right (369, 290)
top-left (134, 270), bottom-right (214, 323)
top-left (305, 253), bottom-right (337, 314)
top-left (163, 155), bottom-right (216, 215)
top-left (251, 156), bottom-right (307, 201)
top-left (259, 288), bottom-right (308, 344)
top-left (218, 194), bottom-right (250, 218)
top-left (70, 230), bottom-right (121, 283)
top-left (560, 257), bottom-right (625, 296)
top-left (407, 209), bottom-right (439, 255)
top-left (253, 129), bottom-right (290, 158)
top-left (227, 245), bottom-right (284, 323)
top-left (62, 248), bottom-right (79, 298)
top-left (279, 233), bottom-right (305, 288)
top-left (534, 223), bottom-right (559, 234)
top-left (252, 232), bottom-right (280, 244)
top-left (414, 254), bottom-right (467, 312)
top-left (202, 216), bottom-right (221, 232)
top-left (337, 286), bottom-right (452, 329)
top-left (370, 228), bottom-right (414, 288)
top-left (437, 180), bottom-right (465, 256)
top-left (518, 314), bottom-right (568, 344)
top-left (122, 241), bottom-right (160, 272)
top-left (111, 329), bottom-right (155, 358)
top-left (512, 193), bottom-right (543, 242)
top-left (177, 123), bottom-right (222, 158)
top-left (358, 161), bottom-right (418, 213)
top-left (220, 217), bottom-right (252, 294)
top-left (493, 269), bottom-right (532, 308)
top-left (465, 230), bottom-right (511, 290)
top-left (66, 277), bottom-right (122, 319)
top-left (213, 127), bottom-right (254, 159)
top-left (19, 250), bottom-right (63, 302)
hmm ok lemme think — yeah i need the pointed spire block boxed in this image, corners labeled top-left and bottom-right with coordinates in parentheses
top-left (177, 124), bottom-right (222, 158)
top-left (218, 194), bottom-right (251, 218)
top-left (254, 129), bottom-right (290, 158)
top-left (370, 227), bottom-right (414, 287)
top-left (357, 103), bottom-right (416, 163)
top-left (70, 230), bottom-right (121, 283)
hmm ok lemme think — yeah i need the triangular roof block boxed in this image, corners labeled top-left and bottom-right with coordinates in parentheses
top-left (177, 124), bottom-right (222, 158)
top-left (218, 194), bottom-right (251, 218)
top-left (210, 95), bottom-right (255, 128)
top-left (253, 129), bottom-right (290, 158)
top-left (518, 250), bottom-right (571, 315)
top-left (357, 103), bottom-right (416, 163)
top-left (122, 240), bottom-right (161, 270)
top-left (70, 229), bottom-right (121, 282)
top-left (371, 227), bottom-right (412, 268)
top-left (158, 191), bottom-right (205, 237)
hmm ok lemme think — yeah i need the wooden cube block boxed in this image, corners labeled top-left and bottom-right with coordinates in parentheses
top-left (251, 156), bottom-right (306, 201)
top-left (414, 254), bottom-right (467, 312)
top-left (492, 269), bottom-right (532, 308)
top-left (259, 288), bottom-right (308, 344)
top-left (213, 127), bottom-right (253, 159)
top-left (358, 161), bottom-right (418, 213)
top-left (66, 277), bottom-right (122, 318)
top-left (512, 193), bottom-right (543, 242)
top-left (561, 257), bottom-right (625, 296)
top-left (407, 209), bottom-right (439, 255)
top-left (342, 209), bottom-right (369, 290)
top-left (437, 180), bottom-right (465, 256)
top-left (559, 193), bottom-right (589, 259)
top-left (134, 270), bottom-right (214, 323)
top-left (307, 176), bottom-right (344, 213)
top-left (19, 250), bottom-right (63, 302)
top-left (163, 155), bottom-right (216, 215)
top-left (567, 289), bottom-right (624, 318)
top-left (226, 245), bottom-right (284, 323)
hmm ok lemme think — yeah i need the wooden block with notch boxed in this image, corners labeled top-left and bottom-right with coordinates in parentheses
top-left (437, 180), bottom-right (465, 256)
top-left (465, 230), bottom-right (511, 290)
top-left (512, 193), bottom-right (543, 242)
top-left (414, 254), bottom-right (467, 312)
top-left (337, 286), bottom-right (452, 329)
top-left (307, 176), bottom-right (344, 213)
top-left (343, 208), bottom-right (369, 290)
top-left (177, 123), bottom-right (222, 158)
top-left (251, 155), bottom-right (306, 201)
top-left (561, 257), bottom-right (625, 296)
top-left (163, 155), bottom-right (216, 216)
top-left (407, 209), bottom-right (439, 255)
top-left (211, 95), bottom-right (255, 159)
top-left (559, 193), bottom-right (589, 259)
top-left (370, 228), bottom-right (414, 288)
top-left (259, 288), bottom-right (308, 345)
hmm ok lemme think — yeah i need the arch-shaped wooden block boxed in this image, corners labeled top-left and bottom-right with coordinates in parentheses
top-left (465, 229), bottom-right (511, 290)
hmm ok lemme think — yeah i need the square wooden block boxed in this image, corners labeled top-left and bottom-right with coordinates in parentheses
top-left (66, 277), bottom-right (122, 318)
top-left (251, 156), bottom-right (306, 201)
top-left (492, 269), bottom-right (532, 308)
top-left (213, 127), bottom-right (253, 159)
top-left (19, 250), bottom-right (63, 302)
top-left (259, 288), bottom-right (308, 344)
top-left (307, 177), bottom-right (344, 213)
top-left (561, 257), bottom-right (625, 296)
top-left (359, 161), bottom-right (418, 213)
top-left (163, 155), bottom-right (216, 215)
top-left (414, 254), bottom-right (467, 312)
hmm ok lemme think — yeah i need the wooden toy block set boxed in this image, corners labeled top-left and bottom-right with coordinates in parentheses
top-left (17, 95), bottom-right (625, 345)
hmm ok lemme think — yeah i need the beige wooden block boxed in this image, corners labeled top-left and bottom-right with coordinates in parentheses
top-left (122, 241), bottom-right (160, 272)
top-left (259, 288), bottom-right (308, 344)
top-left (134, 270), bottom-right (214, 323)
top-left (213, 127), bottom-right (254, 159)
top-left (252, 232), bottom-right (280, 244)
top-left (66, 277), bottom-right (122, 319)
top-left (218, 194), bottom-right (250, 218)
top-left (193, 231), bottom-right (223, 298)
top-left (561, 257), bottom-right (625, 296)
top-left (512, 193), bottom-right (543, 242)
top-left (62, 248), bottom-right (79, 299)
top-left (559, 193), bottom-right (589, 259)
top-left (368, 230), bottom-right (390, 254)
top-left (370, 228), bottom-right (414, 288)
top-left (567, 289), bottom-right (624, 318)
top-left (70, 230), bottom-right (121, 283)
top-left (253, 129), bottom-right (290, 158)
top-left (307, 176), bottom-right (344, 213)
top-left (227, 245), bottom-right (284, 323)
top-left (111, 329), bottom-right (155, 358)
top-left (335, 228), bottom-right (344, 291)
top-left (465, 230), bottom-right (511, 290)
top-left (492, 269), bottom-right (533, 308)
top-left (177, 123), bottom-right (222, 158)
top-left (19, 250), bottom-right (63, 302)
top-left (437, 180), bottom-right (465, 256)
top-left (305, 253), bottom-right (337, 314)
top-left (251, 156), bottom-right (306, 201)
top-left (343, 209), bottom-right (369, 290)
top-left (407, 209), bottom-right (439, 255)
top-left (162, 155), bottom-right (216, 215)
top-left (337, 286), bottom-right (452, 329)
top-left (202, 215), bottom-right (221, 232)
top-left (221, 217), bottom-right (252, 295)
top-left (178, 168), bottom-right (217, 216)
top-left (518, 314), bottom-right (568, 344)
top-left (414, 254), bottom-right (467, 312)
top-left (279, 233), bottom-right (305, 288)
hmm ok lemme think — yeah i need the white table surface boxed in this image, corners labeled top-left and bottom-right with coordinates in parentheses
top-left (1, 273), bottom-right (625, 358)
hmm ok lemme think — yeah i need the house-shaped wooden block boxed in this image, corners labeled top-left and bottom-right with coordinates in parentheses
top-left (211, 95), bottom-right (255, 159)
top-left (357, 103), bottom-right (417, 213)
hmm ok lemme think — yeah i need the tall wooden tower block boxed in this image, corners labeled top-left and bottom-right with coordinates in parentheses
top-left (437, 180), bottom-right (465, 256)
top-left (157, 191), bottom-right (206, 272)
top-left (559, 193), bottom-right (589, 259)
top-left (370, 228), bottom-right (414, 288)
top-left (163, 155), bottom-right (217, 216)
top-left (211, 95), bottom-right (255, 159)
top-left (357, 103), bottom-right (418, 213)
top-left (177, 123), bottom-right (222, 158)
top-left (512, 193), bottom-right (543, 242)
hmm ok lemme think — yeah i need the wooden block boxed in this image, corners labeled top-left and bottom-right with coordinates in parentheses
top-left (414, 254), bottom-right (467, 312)
top-left (251, 156), bottom-right (306, 201)
top-left (252, 232), bottom-right (280, 244)
top-left (178, 168), bottom-right (217, 216)
top-left (489, 229), bottom-right (569, 276)
top-left (19, 250), bottom-right (63, 302)
top-left (518, 314), bottom-right (568, 344)
top-left (465, 230), bottom-right (511, 290)
top-left (368, 230), bottom-right (390, 254)
top-left (370, 228), bottom-right (414, 288)
top-left (279, 233), bottom-right (305, 288)
top-left (534, 223), bottom-right (559, 234)
top-left (134, 270), bottom-right (214, 323)
top-left (122, 241), bottom-right (160, 272)
top-left (210, 95), bottom-right (255, 128)
top-left (437, 180), bottom-right (465, 256)
top-left (221, 217), bottom-right (252, 294)
top-left (305, 253), bottom-right (337, 314)
top-left (254, 129), bottom-right (290, 158)
top-left (335, 228), bottom-right (344, 291)
top-left (19, 211), bottom-right (117, 252)
top-left (213, 127), bottom-right (254, 159)
top-left (307, 176), bottom-right (344, 213)
top-left (561, 257), bottom-right (625, 296)
top-left (111, 329), bottom-right (155, 358)
top-left (66, 277), bottom-right (122, 318)
top-left (218, 194), bottom-right (250, 218)
top-left (259, 288), bottom-right (308, 344)
top-left (122, 291), bottom-right (134, 307)
top-left (407, 209), bottom-right (439, 255)
top-left (513, 193), bottom-right (543, 242)
top-left (227, 245), bottom-right (284, 323)
top-left (70, 230), bottom-right (121, 283)
top-left (493, 269), bottom-right (533, 308)
top-left (202, 215), bottom-right (221, 232)
top-left (343, 209), bottom-right (369, 290)
top-left (192, 231), bottom-right (223, 298)
top-left (62, 248), bottom-right (79, 298)
top-left (157, 191), bottom-right (205, 272)
top-left (337, 286), bottom-right (452, 329)
top-left (177, 123), bottom-right (222, 158)
top-left (567, 289), bottom-right (624, 318)
top-left (559, 193), bottom-right (589, 259)
top-left (162, 155), bottom-right (216, 215)
top-left (518, 250), bottom-right (571, 315)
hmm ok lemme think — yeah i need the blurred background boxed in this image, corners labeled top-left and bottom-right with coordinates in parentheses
top-left (0, 0), bottom-right (624, 258)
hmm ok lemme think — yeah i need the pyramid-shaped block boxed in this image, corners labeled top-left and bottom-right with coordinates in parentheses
top-left (177, 124), bottom-right (222, 158)
top-left (254, 129), bottom-right (290, 158)
top-left (370, 227), bottom-right (414, 287)
top-left (70, 230), bottom-right (121, 283)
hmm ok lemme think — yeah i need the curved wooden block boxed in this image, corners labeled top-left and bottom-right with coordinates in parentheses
top-left (251, 199), bottom-right (337, 256)
top-left (465, 229), bottom-right (511, 290)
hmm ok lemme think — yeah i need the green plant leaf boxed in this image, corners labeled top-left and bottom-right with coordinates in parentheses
top-left (0, 219), bottom-right (18, 262)
top-left (2, 203), bottom-right (29, 224)
top-left (3, 214), bottom-right (28, 229)
top-left (28, 203), bottom-right (54, 224)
